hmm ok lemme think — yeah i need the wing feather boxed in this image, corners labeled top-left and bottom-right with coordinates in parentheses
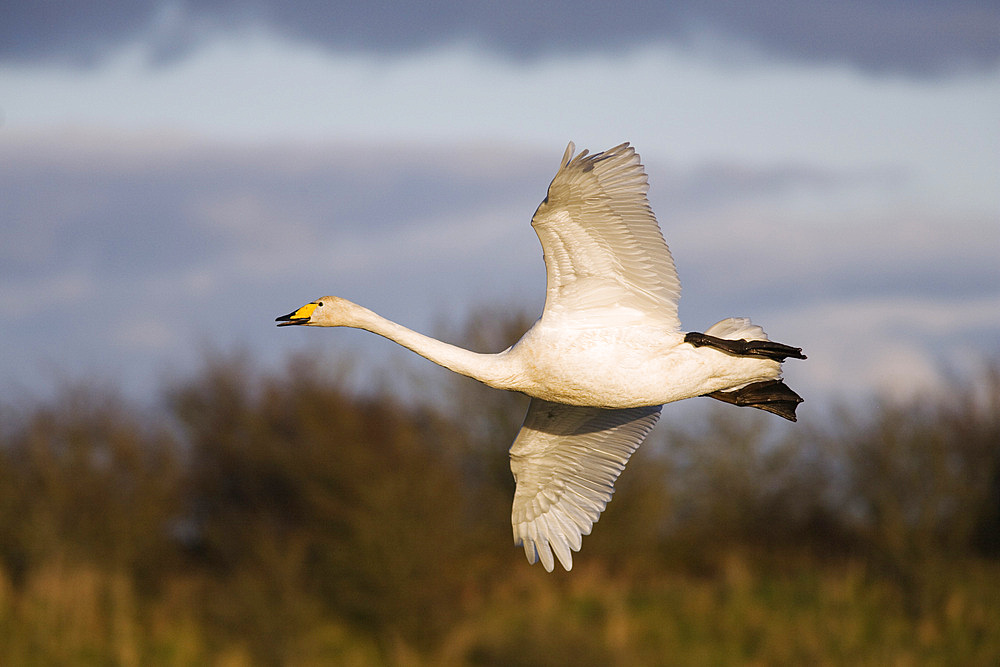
top-left (509, 398), bottom-right (662, 571)
top-left (531, 142), bottom-right (681, 328)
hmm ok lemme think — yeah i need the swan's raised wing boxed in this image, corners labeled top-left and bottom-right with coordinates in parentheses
top-left (509, 398), bottom-right (661, 571)
top-left (531, 142), bottom-right (681, 329)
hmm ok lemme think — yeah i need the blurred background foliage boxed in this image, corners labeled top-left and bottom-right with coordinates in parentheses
top-left (1, 311), bottom-right (998, 665)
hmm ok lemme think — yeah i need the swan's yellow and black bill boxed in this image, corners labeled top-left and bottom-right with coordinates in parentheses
top-left (276, 302), bottom-right (317, 327)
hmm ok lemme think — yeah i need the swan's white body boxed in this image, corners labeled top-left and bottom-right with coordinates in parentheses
top-left (328, 304), bottom-right (777, 408)
top-left (278, 142), bottom-right (801, 572)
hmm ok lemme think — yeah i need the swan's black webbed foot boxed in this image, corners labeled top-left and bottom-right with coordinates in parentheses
top-left (685, 332), bottom-right (806, 362)
top-left (705, 379), bottom-right (804, 421)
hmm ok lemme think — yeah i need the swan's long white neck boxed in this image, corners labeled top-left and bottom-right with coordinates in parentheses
top-left (345, 305), bottom-right (514, 389)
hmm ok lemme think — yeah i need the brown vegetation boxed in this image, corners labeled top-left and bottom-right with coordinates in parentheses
top-left (0, 316), bottom-right (998, 665)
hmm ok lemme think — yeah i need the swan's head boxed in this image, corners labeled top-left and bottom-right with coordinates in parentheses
top-left (275, 296), bottom-right (358, 327)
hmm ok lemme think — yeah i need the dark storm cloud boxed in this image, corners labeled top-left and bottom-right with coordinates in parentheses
top-left (0, 138), bottom-right (542, 293)
top-left (2, 0), bottom-right (997, 76)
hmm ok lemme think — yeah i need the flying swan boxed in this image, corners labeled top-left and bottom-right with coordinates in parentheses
top-left (277, 142), bottom-right (805, 572)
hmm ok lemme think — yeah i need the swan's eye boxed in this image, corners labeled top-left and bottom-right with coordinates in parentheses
top-left (317, 301), bottom-right (323, 307)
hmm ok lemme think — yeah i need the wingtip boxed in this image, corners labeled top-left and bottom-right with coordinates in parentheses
top-left (517, 532), bottom-right (571, 572)
top-left (562, 141), bottom-right (576, 166)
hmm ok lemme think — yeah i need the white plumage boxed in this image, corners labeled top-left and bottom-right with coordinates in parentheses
top-left (278, 142), bottom-right (805, 571)
top-left (509, 399), bottom-right (661, 571)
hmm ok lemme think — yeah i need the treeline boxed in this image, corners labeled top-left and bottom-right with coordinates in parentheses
top-left (0, 317), bottom-right (998, 664)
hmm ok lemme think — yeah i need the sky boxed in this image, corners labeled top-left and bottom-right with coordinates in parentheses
top-left (1, 1), bottom-right (999, 416)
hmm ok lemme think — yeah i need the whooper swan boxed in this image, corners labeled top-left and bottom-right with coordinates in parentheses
top-left (277, 142), bottom-right (805, 572)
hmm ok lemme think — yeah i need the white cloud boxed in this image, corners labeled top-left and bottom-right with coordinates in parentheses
top-left (768, 293), bottom-right (1000, 401)
top-left (113, 318), bottom-right (178, 351)
top-left (0, 271), bottom-right (98, 318)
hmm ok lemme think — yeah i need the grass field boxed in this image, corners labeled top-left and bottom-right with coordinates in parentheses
top-left (1, 555), bottom-right (997, 665)
top-left (1, 351), bottom-right (997, 665)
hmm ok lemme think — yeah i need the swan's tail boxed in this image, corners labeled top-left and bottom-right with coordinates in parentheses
top-left (687, 317), bottom-right (806, 421)
top-left (704, 317), bottom-right (767, 341)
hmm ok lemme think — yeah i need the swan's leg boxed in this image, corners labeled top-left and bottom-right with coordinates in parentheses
top-left (704, 379), bottom-right (804, 421)
top-left (684, 332), bottom-right (806, 361)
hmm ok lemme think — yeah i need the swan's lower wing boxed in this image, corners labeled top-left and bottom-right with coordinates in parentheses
top-left (509, 398), bottom-right (662, 572)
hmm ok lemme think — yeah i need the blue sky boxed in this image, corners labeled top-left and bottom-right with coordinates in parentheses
top-left (1, 2), bottom-right (998, 412)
